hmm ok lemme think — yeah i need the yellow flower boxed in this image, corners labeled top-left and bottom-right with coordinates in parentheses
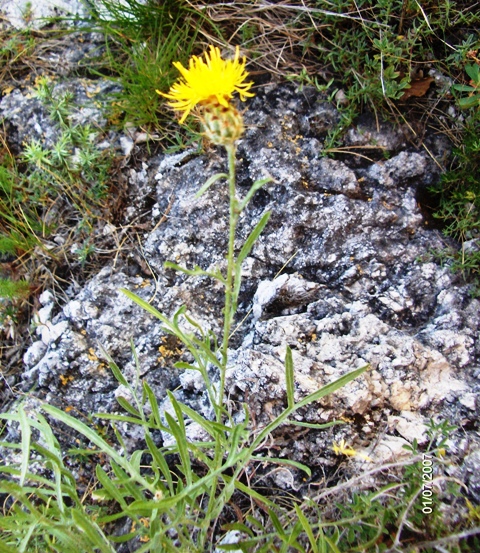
top-left (332, 439), bottom-right (372, 462)
top-left (332, 439), bottom-right (357, 457)
top-left (157, 45), bottom-right (254, 123)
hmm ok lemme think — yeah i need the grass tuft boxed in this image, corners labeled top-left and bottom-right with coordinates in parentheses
top-left (84, 0), bottom-right (218, 140)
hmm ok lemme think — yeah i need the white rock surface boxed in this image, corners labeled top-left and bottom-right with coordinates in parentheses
top-left (0, 0), bottom-right (86, 29)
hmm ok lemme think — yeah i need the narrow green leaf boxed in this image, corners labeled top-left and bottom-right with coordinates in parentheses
top-left (226, 422), bottom-right (248, 465)
top-left (71, 509), bottom-right (116, 553)
top-left (239, 177), bottom-right (273, 211)
top-left (221, 522), bottom-right (254, 538)
top-left (285, 420), bottom-right (344, 430)
top-left (237, 211), bottom-right (271, 266)
top-left (18, 524), bottom-right (36, 553)
top-left (108, 531), bottom-right (138, 544)
top-left (104, 354), bottom-right (129, 387)
top-left (129, 450), bottom-right (144, 475)
top-left (233, 479), bottom-right (277, 510)
top-left (324, 535), bottom-right (342, 553)
top-left (233, 211), bottom-right (271, 307)
top-left (129, 458), bottom-right (238, 513)
top-left (95, 464), bottom-right (129, 509)
top-left (143, 381), bottom-right (167, 431)
top-left (245, 514), bottom-right (267, 531)
top-left (268, 508), bottom-right (286, 539)
top-left (190, 335), bottom-right (222, 368)
top-left (111, 423), bottom-right (128, 454)
top-left (285, 345), bottom-right (295, 410)
top-left (296, 365), bottom-right (369, 409)
top-left (0, 467), bottom-right (59, 490)
top-left (173, 361), bottom-right (201, 371)
top-left (116, 396), bottom-right (142, 418)
top-left (196, 172), bottom-right (228, 198)
top-left (287, 520), bottom-right (307, 551)
top-left (164, 411), bottom-right (192, 486)
top-left (183, 312), bottom-right (207, 336)
top-left (249, 365), bottom-right (369, 454)
top-left (0, 539), bottom-right (18, 553)
top-left (453, 84), bottom-right (476, 92)
top-left (42, 405), bottom-right (139, 484)
top-left (164, 262), bottom-right (226, 283)
top-left (33, 415), bottom-right (66, 512)
top-left (144, 432), bottom-right (173, 492)
top-left (0, 413), bottom-right (22, 423)
top-left (250, 455), bottom-right (311, 477)
top-left (18, 406), bottom-right (31, 487)
top-left (173, 401), bottom-right (219, 441)
top-left (120, 288), bottom-right (170, 326)
top-left (92, 413), bottom-right (147, 425)
top-left (97, 510), bottom-right (131, 524)
top-left (294, 504), bottom-right (318, 553)
top-left (114, 458), bottom-right (145, 502)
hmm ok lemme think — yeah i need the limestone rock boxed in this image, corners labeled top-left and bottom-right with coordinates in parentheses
top-left (10, 83), bottom-right (479, 471)
top-left (0, 0), bottom-right (86, 29)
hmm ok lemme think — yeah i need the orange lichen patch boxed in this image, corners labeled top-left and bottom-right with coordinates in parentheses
top-left (87, 348), bottom-right (99, 362)
top-left (59, 374), bottom-right (74, 386)
top-left (157, 336), bottom-right (183, 367)
top-left (134, 279), bottom-right (151, 289)
top-left (130, 518), bottom-right (150, 542)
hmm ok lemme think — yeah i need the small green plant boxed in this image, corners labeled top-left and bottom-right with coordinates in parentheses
top-left (430, 102), bottom-right (480, 290)
top-left (0, 278), bottom-right (30, 339)
top-left (0, 278), bottom-right (30, 300)
top-left (0, 74), bottom-right (115, 338)
top-left (278, 1), bottom-right (480, 148)
top-left (25, 76), bottom-right (112, 210)
top-left (0, 28), bottom-right (36, 78)
top-left (453, 63), bottom-right (480, 109)
top-left (286, 67), bottom-right (337, 95)
top-left (0, 153), bottom-right (43, 335)
top-left (0, 163), bottom-right (43, 257)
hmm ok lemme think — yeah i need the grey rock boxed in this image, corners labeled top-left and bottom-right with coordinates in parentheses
top-left (23, 340), bottom-right (47, 368)
top-left (462, 448), bottom-right (480, 503)
top-left (0, 78), bottom-right (121, 149)
top-left (252, 273), bottom-right (321, 321)
top-left (11, 84), bottom-right (479, 472)
top-left (215, 531), bottom-right (247, 553)
top-left (0, 0), bottom-right (86, 29)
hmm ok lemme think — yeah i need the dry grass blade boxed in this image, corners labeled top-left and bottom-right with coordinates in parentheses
top-left (187, 0), bottom-right (329, 75)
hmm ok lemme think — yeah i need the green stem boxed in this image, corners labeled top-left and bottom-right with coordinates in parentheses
top-left (217, 143), bottom-right (239, 418)
top-left (200, 144), bottom-right (239, 549)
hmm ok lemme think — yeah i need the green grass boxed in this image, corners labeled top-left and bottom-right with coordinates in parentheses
top-left (1, 384), bottom-right (476, 552)
top-left (84, 0), bottom-right (217, 141)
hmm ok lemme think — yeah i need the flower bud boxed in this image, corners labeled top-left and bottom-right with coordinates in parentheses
top-left (201, 100), bottom-right (245, 146)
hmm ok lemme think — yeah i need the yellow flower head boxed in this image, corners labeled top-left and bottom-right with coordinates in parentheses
top-left (157, 46), bottom-right (254, 123)
top-left (332, 439), bottom-right (357, 457)
top-left (332, 439), bottom-right (372, 462)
